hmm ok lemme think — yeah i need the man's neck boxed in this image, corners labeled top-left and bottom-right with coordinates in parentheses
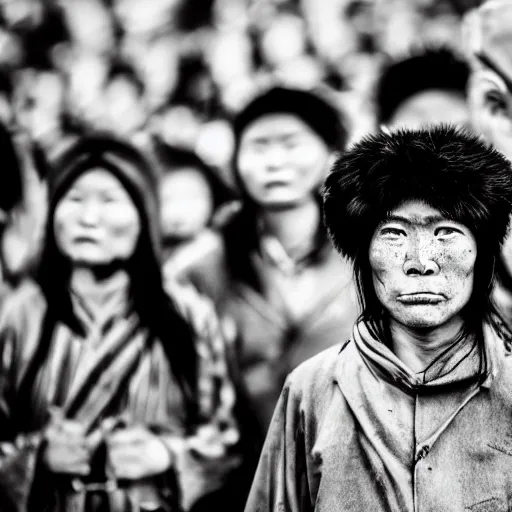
top-left (259, 199), bottom-right (320, 261)
top-left (390, 316), bottom-right (465, 373)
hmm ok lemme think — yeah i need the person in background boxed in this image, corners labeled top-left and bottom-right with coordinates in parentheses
top-left (0, 134), bottom-right (240, 512)
top-left (222, 86), bottom-right (358, 436)
top-left (157, 143), bottom-right (233, 303)
top-left (463, 0), bottom-right (512, 328)
top-left (103, 62), bottom-right (149, 140)
top-left (375, 46), bottom-right (470, 130)
top-left (246, 125), bottom-right (512, 512)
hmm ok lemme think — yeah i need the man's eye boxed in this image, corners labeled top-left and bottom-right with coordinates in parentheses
top-left (485, 91), bottom-right (508, 115)
top-left (381, 227), bottom-right (405, 237)
top-left (435, 227), bottom-right (460, 237)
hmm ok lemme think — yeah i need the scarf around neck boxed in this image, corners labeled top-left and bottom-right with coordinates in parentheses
top-left (352, 320), bottom-right (503, 393)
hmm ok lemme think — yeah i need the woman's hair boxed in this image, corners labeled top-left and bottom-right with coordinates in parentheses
top-left (323, 125), bottom-right (512, 340)
top-left (36, 134), bottom-right (200, 422)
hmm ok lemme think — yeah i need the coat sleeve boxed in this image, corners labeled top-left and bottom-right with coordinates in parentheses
top-left (245, 378), bottom-right (312, 512)
top-left (0, 285), bottom-right (47, 511)
top-left (164, 281), bottom-right (242, 510)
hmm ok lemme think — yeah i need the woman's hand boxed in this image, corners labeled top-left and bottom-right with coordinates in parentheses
top-left (43, 410), bottom-right (99, 475)
top-left (106, 425), bottom-right (172, 480)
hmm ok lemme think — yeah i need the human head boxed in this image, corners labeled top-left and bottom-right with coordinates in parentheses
top-left (376, 47), bottom-right (470, 130)
top-left (156, 143), bottom-right (232, 241)
top-left (233, 86), bottom-right (346, 209)
top-left (38, 134), bottom-right (161, 314)
top-left (463, 0), bottom-right (512, 161)
top-left (103, 62), bottom-right (148, 136)
top-left (323, 125), bottom-right (512, 331)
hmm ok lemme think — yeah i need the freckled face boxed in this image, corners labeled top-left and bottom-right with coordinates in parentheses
top-left (368, 201), bottom-right (477, 330)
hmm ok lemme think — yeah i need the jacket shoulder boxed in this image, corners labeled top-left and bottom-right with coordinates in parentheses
top-left (286, 341), bottom-right (351, 401)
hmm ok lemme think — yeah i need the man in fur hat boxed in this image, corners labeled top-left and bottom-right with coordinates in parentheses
top-left (245, 125), bottom-right (512, 512)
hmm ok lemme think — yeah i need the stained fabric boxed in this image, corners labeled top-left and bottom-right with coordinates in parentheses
top-left (0, 280), bottom-right (239, 512)
top-left (245, 321), bottom-right (512, 512)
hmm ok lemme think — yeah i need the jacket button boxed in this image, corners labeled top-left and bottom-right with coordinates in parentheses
top-left (417, 445), bottom-right (430, 461)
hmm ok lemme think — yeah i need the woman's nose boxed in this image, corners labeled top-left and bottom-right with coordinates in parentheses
top-left (78, 200), bottom-right (101, 226)
top-left (403, 238), bottom-right (440, 276)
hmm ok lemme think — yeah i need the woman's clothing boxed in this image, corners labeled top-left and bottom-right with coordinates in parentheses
top-left (0, 280), bottom-right (239, 512)
top-left (245, 320), bottom-right (512, 512)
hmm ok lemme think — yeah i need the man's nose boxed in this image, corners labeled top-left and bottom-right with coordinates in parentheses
top-left (403, 236), bottom-right (440, 276)
top-left (265, 145), bottom-right (287, 169)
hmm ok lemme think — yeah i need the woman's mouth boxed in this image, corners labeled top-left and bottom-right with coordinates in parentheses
top-left (396, 293), bottom-right (446, 305)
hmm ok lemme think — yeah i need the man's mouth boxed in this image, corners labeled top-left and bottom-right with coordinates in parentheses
top-left (396, 292), bottom-right (446, 305)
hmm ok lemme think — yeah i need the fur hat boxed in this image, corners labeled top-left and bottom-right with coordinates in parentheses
top-left (323, 125), bottom-right (512, 262)
top-left (233, 86), bottom-right (346, 152)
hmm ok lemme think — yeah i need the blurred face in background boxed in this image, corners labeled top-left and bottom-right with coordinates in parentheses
top-left (66, 52), bottom-right (108, 129)
top-left (54, 169), bottom-right (141, 266)
top-left (468, 66), bottom-right (512, 162)
top-left (237, 113), bottom-right (332, 209)
top-left (387, 90), bottom-right (470, 130)
top-left (61, 0), bottom-right (114, 55)
top-left (17, 70), bottom-right (64, 144)
top-left (159, 167), bottom-right (214, 241)
top-left (104, 75), bottom-right (147, 136)
top-left (0, 0), bottom-right (43, 30)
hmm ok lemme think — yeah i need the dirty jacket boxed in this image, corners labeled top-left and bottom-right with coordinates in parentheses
top-left (245, 320), bottom-right (512, 512)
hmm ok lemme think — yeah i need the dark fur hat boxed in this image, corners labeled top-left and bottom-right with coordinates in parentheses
top-left (323, 125), bottom-right (512, 263)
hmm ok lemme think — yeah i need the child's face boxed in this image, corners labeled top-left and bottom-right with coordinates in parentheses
top-left (159, 167), bottom-right (214, 241)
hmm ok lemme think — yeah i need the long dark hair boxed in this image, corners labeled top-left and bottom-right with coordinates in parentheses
top-left (35, 156), bottom-right (200, 425)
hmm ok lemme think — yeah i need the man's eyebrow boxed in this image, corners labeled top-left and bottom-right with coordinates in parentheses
top-left (383, 214), bottom-right (446, 226)
top-left (245, 130), bottom-right (303, 144)
top-left (475, 52), bottom-right (512, 94)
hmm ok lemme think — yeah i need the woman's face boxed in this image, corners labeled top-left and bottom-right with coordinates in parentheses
top-left (54, 169), bottom-right (141, 266)
top-left (368, 200), bottom-right (477, 330)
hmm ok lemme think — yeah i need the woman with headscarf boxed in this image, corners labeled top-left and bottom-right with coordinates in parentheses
top-left (0, 134), bottom-right (239, 512)
top-left (245, 126), bottom-right (512, 512)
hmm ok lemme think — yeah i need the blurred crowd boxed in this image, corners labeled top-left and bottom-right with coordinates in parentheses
top-left (0, 0), bottom-right (510, 511)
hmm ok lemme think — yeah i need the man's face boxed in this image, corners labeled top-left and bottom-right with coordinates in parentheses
top-left (468, 66), bottom-right (512, 161)
top-left (369, 200), bottom-right (477, 330)
top-left (236, 114), bottom-right (332, 208)
top-left (388, 90), bottom-right (470, 130)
